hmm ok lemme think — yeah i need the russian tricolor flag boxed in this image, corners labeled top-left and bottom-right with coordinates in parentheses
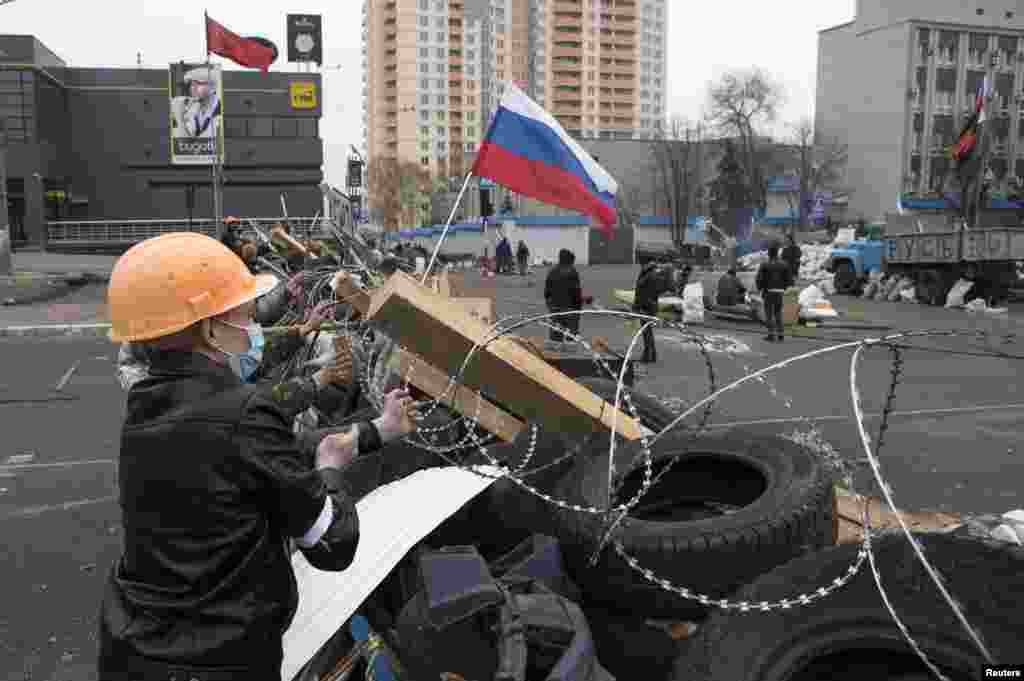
top-left (472, 82), bottom-right (619, 234)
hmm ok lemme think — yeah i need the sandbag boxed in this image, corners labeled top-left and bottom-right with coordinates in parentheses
top-left (682, 282), bottom-right (704, 324)
top-left (899, 287), bottom-right (917, 303)
top-left (945, 278), bottom-right (974, 308)
top-left (861, 280), bottom-right (879, 299)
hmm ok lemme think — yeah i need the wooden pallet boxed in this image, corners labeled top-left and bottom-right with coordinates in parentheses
top-left (367, 271), bottom-right (645, 440)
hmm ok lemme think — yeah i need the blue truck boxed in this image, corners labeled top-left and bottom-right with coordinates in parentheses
top-left (826, 213), bottom-right (1023, 305)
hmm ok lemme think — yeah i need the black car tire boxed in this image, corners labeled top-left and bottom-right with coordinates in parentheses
top-left (672, 532), bottom-right (1024, 681)
top-left (551, 429), bottom-right (836, 619)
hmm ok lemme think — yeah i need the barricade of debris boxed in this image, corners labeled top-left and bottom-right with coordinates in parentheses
top-left (215, 220), bottom-right (1023, 681)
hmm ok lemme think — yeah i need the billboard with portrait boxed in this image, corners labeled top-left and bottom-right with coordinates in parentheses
top-left (168, 62), bottom-right (224, 165)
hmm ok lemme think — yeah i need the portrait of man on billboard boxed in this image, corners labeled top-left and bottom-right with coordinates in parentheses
top-left (169, 63), bottom-right (224, 164)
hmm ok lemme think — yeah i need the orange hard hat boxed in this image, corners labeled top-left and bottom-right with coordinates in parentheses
top-left (107, 232), bottom-right (279, 343)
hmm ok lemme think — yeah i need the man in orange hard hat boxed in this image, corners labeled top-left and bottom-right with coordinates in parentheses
top-left (97, 233), bottom-right (416, 680)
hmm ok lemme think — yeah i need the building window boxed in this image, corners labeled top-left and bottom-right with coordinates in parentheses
top-left (420, 63), bottom-right (430, 73)
top-left (437, 31), bottom-right (446, 41)
top-left (420, 110), bottom-right (431, 120)
top-left (422, 157), bottom-right (430, 166)
top-left (421, 78), bottom-right (431, 89)
top-left (420, 31), bottom-right (429, 42)
top-left (421, 94), bottom-right (431, 105)
top-left (437, 47), bottom-right (446, 58)
top-left (419, 16), bottom-right (429, 27)
top-left (420, 47), bottom-right (429, 57)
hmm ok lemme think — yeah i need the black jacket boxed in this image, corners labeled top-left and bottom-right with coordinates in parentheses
top-left (716, 274), bottom-right (747, 307)
top-left (545, 264), bottom-right (583, 310)
top-left (756, 259), bottom-right (794, 292)
top-left (782, 244), bottom-right (802, 271)
top-left (99, 351), bottom-right (360, 675)
top-left (634, 264), bottom-right (670, 312)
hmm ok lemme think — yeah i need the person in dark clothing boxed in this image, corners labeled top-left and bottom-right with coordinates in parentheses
top-left (497, 237), bottom-right (513, 274)
top-left (516, 240), bottom-right (530, 276)
top-left (782, 234), bottom-right (802, 282)
top-left (544, 249), bottom-right (583, 343)
top-left (756, 243), bottom-right (794, 342)
top-left (716, 268), bottom-right (747, 307)
top-left (632, 261), bottom-right (667, 363)
top-left (98, 233), bottom-right (417, 680)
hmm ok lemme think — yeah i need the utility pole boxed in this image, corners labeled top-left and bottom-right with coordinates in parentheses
top-left (0, 118), bottom-right (11, 275)
top-left (971, 53), bottom-right (997, 229)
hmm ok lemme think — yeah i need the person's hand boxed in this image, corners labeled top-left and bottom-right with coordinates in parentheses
top-left (316, 429), bottom-right (358, 471)
top-left (300, 301), bottom-right (334, 336)
top-left (286, 272), bottom-right (307, 302)
top-left (373, 389), bottom-right (417, 443)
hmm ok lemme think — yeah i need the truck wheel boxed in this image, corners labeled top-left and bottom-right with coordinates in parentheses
top-left (833, 262), bottom-right (857, 295)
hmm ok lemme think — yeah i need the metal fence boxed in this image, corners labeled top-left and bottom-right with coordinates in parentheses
top-left (45, 217), bottom-right (330, 248)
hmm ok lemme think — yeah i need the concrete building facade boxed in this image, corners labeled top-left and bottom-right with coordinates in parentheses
top-left (361, 0), bottom-right (669, 179)
top-left (816, 0), bottom-right (1024, 221)
top-left (0, 34), bottom-right (325, 247)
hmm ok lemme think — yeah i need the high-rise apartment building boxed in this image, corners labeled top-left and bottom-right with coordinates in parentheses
top-left (816, 0), bottom-right (1024, 220)
top-left (362, 0), bottom-right (669, 179)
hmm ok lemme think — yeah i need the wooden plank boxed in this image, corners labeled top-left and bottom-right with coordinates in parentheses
top-left (394, 349), bottom-right (525, 443)
top-left (456, 297), bottom-right (495, 326)
top-left (332, 273), bottom-right (372, 314)
top-left (834, 487), bottom-right (962, 545)
top-left (437, 269), bottom-right (452, 297)
top-left (367, 271), bottom-right (645, 440)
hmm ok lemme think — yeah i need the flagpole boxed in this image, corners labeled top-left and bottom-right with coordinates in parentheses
top-left (423, 171), bottom-right (474, 284)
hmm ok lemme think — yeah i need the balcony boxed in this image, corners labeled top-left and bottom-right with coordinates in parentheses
top-left (552, 45), bottom-right (582, 59)
top-left (554, 2), bottom-right (583, 13)
top-left (555, 15), bottom-right (582, 28)
top-left (553, 104), bottom-right (583, 115)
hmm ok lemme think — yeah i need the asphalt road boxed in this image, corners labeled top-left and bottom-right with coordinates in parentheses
top-left (1, 264), bottom-right (1022, 680)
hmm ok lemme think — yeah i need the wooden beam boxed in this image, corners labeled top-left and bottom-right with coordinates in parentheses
top-left (331, 272), bottom-right (521, 442)
top-left (332, 273), bottom-right (372, 315)
top-left (456, 297), bottom-right (495, 326)
top-left (394, 349), bottom-right (525, 443)
top-left (366, 271), bottom-right (645, 440)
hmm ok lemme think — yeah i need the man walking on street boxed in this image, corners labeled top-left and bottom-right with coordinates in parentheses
top-left (632, 261), bottom-right (663, 363)
top-left (516, 239), bottom-right (530, 276)
top-left (544, 249), bottom-right (583, 343)
top-left (782, 233), bottom-right (802, 283)
top-left (756, 243), bottom-right (794, 342)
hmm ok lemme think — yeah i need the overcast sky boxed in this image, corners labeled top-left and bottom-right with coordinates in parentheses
top-left (5, 0), bottom-right (855, 184)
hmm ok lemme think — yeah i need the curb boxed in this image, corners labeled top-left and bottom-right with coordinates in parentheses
top-left (0, 323), bottom-right (112, 339)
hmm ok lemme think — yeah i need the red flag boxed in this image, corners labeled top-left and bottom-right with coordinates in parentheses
top-left (206, 14), bottom-right (275, 73)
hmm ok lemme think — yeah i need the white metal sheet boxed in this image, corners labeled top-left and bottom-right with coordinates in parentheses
top-left (281, 464), bottom-right (503, 681)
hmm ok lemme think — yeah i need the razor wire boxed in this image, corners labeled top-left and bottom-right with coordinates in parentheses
top-left (262, 265), bottom-right (1014, 676)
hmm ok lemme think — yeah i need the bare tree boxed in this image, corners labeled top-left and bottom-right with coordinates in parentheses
top-left (650, 117), bottom-right (712, 245)
top-left (367, 157), bottom-right (431, 232)
top-left (708, 69), bottom-right (784, 211)
top-left (782, 119), bottom-right (848, 232)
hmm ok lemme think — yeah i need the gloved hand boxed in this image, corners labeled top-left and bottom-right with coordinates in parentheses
top-left (299, 300), bottom-right (334, 336)
top-left (372, 389), bottom-right (417, 444)
top-left (286, 272), bottom-right (308, 303)
top-left (313, 334), bottom-right (355, 388)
